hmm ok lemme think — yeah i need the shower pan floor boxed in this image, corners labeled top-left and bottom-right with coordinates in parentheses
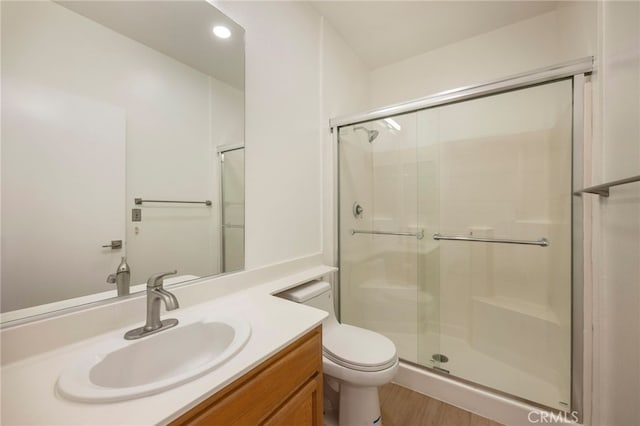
top-left (386, 330), bottom-right (567, 411)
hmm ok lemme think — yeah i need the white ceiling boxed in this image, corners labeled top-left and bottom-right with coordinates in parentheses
top-left (57, 1), bottom-right (245, 89)
top-left (309, 1), bottom-right (560, 69)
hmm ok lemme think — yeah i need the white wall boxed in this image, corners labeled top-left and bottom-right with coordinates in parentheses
top-left (320, 17), bottom-right (370, 268)
top-left (593, 1), bottom-right (640, 425)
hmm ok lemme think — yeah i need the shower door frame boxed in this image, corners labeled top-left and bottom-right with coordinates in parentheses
top-left (329, 56), bottom-right (593, 419)
top-left (217, 144), bottom-right (245, 274)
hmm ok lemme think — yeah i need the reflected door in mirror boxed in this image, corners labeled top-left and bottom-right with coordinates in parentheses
top-left (1, 80), bottom-right (126, 312)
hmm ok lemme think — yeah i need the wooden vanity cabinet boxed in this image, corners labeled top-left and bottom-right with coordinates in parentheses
top-left (171, 326), bottom-right (323, 426)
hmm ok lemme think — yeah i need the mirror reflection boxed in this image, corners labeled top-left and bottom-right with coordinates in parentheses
top-left (1, 0), bottom-right (245, 321)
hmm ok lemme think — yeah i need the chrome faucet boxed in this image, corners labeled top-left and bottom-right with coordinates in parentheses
top-left (107, 257), bottom-right (131, 296)
top-left (124, 270), bottom-right (179, 340)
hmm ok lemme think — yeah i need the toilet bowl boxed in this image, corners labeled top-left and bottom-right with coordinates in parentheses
top-left (279, 280), bottom-right (399, 426)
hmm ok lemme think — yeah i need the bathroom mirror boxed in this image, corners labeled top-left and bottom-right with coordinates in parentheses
top-left (0, 0), bottom-right (245, 323)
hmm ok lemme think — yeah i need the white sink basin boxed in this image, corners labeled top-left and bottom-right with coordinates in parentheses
top-left (57, 315), bottom-right (251, 402)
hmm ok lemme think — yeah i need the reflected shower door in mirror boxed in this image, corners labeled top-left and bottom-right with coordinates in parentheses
top-left (0, 1), bottom-right (245, 322)
top-left (219, 147), bottom-right (245, 273)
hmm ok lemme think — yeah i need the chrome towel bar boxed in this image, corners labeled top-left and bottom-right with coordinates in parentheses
top-left (135, 198), bottom-right (212, 206)
top-left (433, 233), bottom-right (549, 247)
top-left (574, 174), bottom-right (640, 197)
top-left (351, 229), bottom-right (425, 240)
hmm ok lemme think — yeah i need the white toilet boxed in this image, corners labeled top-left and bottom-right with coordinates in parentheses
top-left (279, 280), bottom-right (399, 426)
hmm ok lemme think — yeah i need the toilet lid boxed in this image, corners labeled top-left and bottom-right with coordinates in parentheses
top-left (323, 324), bottom-right (397, 372)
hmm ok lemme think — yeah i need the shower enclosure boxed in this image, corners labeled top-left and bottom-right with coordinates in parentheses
top-left (333, 59), bottom-right (592, 414)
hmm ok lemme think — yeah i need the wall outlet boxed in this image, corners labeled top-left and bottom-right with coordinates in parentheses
top-left (132, 208), bottom-right (142, 222)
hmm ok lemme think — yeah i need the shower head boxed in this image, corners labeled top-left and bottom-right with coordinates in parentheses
top-left (354, 126), bottom-right (379, 143)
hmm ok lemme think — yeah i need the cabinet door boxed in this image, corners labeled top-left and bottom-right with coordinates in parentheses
top-left (264, 374), bottom-right (322, 426)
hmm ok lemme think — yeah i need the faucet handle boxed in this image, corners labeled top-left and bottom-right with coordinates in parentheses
top-left (147, 270), bottom-right (177, 288)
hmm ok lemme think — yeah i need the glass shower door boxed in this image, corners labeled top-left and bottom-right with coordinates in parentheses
top-left (337, 112), bottom-right (438, 366)
top-left (417, 79), bottom-right (573, 410)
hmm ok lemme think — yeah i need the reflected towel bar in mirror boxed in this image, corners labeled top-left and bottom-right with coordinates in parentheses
top-left (433, 233), bottom-right (549, 247)
top-left (574, 174), bottom-right (640, 197)
top-left (351, 229), bottom-right (424, 240)
top-left (134, 198), bottom-right (212, 206)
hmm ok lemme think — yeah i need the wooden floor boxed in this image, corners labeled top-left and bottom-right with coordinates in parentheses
top-left (379, 383), bottom-right (503, 426)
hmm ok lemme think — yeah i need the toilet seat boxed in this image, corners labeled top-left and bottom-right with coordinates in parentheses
top-left (322, 323), bottom-right (397, 372)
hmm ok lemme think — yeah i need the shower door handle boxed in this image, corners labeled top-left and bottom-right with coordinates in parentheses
top-left (433, 233), bottom-right (548, 247)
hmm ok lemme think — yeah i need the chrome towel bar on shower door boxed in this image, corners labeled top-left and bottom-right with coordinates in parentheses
top-left (351, 229), bottom-right (425, 240)
top-left (433, 233), bottom-right (549, 247)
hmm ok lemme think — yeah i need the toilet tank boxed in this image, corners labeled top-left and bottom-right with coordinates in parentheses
top-left (278, 280), bottom-right (336, 317)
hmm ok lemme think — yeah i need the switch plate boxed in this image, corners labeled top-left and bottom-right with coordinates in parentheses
top-left (132, 208), bottom-right (142, 222)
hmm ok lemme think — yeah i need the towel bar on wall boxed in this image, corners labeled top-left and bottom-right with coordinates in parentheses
top-left (134, 198), bottom-right (212, 206)
top-left (574, 174), bottom-right (640, 197)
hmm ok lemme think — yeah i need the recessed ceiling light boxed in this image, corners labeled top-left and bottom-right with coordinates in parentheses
top-left (213, 25), bottom-right (231, 39)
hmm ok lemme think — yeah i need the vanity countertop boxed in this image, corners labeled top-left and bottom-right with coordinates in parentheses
top-left (0, 266), bottom-right (333, 425)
